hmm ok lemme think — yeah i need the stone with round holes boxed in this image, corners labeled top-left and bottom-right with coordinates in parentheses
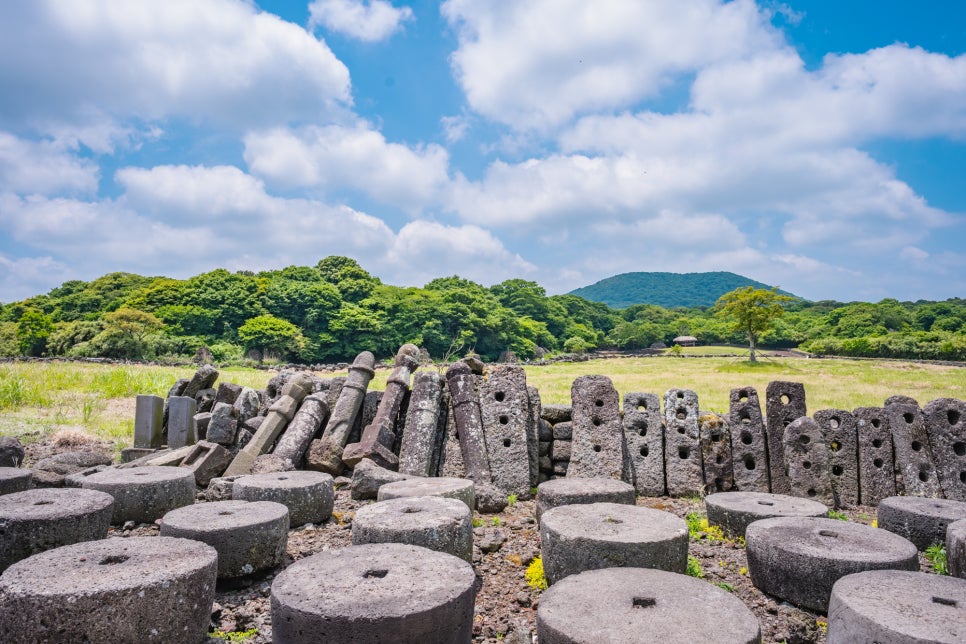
top-left (0, 536), bottom-right (217, 643)
top-left (877, 495), bottom-right (966, 551)
top-left (232, 470), bottom-right (334, 526)
top-left (377, 476), bottom-right (475, 510)
top-left (540, 502), bottom-right (688, 584)
top-left (705, 491), bottom-right (828, 538)
top-left (535, 477), bottom-right (635, 523)
top-left (827, 570), bottom-right (966, 643)
top-left (948, 518), bottom-right (966, 578)
top-left (351, 495), bottom-right (473, 562)
top-left (746, 516), bottom-right (919, 611)
top-left (728, 386), bottom-right (770, 493)
top-left (0, 467), bottom-right (31, 496)
top-left (783, 416), bottom-right (832, 505)
top-left (270, 542), bottom-right (476, 644)
top-left (923, 397), bottom-right (966, 502)
top-left (536, 567), bottom-right (761, 644)
top-left (160, 499), bottom-right (289, 578)
top-left (80, 465), bottom-right (195, 524)
top-left (567, 375), bottom-right (624, 480)
top-left (0, 487), bottom-right (114, 572)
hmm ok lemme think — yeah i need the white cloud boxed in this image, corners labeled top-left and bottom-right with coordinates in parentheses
top-left (0, 254), bottom-right (74, 303)
top-left (308, 0), bottom-right (414, 42)
top-left (0, 132), bottom-right (99, 195)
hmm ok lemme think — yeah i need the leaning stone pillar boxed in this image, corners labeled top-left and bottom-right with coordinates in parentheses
top-left (274, 394), bottom-right (330, 469)
top-left (397, 371), bottom-right (446, 477)
top-left (446, 361), bottom-right (491, 483)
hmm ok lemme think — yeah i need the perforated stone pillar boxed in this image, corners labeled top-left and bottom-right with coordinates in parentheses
top-left (622, 392), bottom-right (665, 496)
top-left (729, 386), bottom-right (770, 492)
top-left (887, 402), bottom-right (943, 497)
top-left (815, 409), bottom-right (859, 508)
top-left (765, 381), bottom-right (806, 494)
top-left (343, 344), bottom-right (420, 470)
top-left (700, 412), bottom-right (734, 494)
top-left (274, 394), bottom-right (330, 469)
top-left (854, 407), bottom-right (896, 505)
top-left (307, 352), bottom-right (376, 475)
top-left (446, 361), bottom-right (490, 484)
top-left (526, 385), bottom-right (542, 488)
top-left (480, 365), bottom-right (531, 496)
top-left (167, 396), bottom-right (197, 449)
top-left (567, 376), bottom-right (624, 481)
top-left (134, 395), bottom-right (164, 448)
top-left (783, 416), bottom-right (832, 504)
top-left (923, 397), bottom-right (966, 501)
top-left (663, 388), bottom-right (703, 497)
top-left (398, 372), bottom-right (446, 477)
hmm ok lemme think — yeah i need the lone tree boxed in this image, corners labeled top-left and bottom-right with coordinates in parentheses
top-left (715, 286), bottom-right (793, 363)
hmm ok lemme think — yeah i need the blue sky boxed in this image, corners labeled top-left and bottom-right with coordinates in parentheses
top-left (0, 1), bottom-right (964, 304)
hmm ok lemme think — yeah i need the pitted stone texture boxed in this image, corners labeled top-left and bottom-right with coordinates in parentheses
top-left (526, 385), bottom-right (542, 487)
top-left (182, 364), bottom-right (219, 400)
top-left (854, 407), bottom-right (897, 504)
top-left (232, 386), bottom-right (261, 424)
top-left (729, 386), bottom-right (770, 493)
top-left (180, 440), bottom-right (232, 487)
top-left (352, 496), bottom-right (473, 562)
top-left (567, 375), bottom-right (624, 481)
top-left (273, 394), bottom-right (330, 469)
top-left (0, 467), bottom-right (31, 495)
top-left (622, 392), bottom-right (665, 496)
top-left (540, 502), bottom-right (688, 584)
top-left (134, 394), bottom-right (164, 448)
top-left (551, 441), bottom-right (571, 461)
top-left (705, 491), bottom-right (828, 538)
top-left (700, 412), bottom-right (735, 494)
top-left (877, 495), bottom-right (966, 551)
top-left (480, 365), bottom-right (532, 496)
top-left (948, 518), bottom-right (966, 578)
top-left (445, 361), bottom-right (490, 484)
top-left (552, 421), bottom-right (573, 441)
top-left (0, 488), bottom-right (113, 572)
top-left (81, 465), bottom-right (195, 524)
top-left (535, 477), bottom-right (635, 523)
top-left (398, 371), bottom-right (447, 477)
top-left (923, 397), bottom-right (966, 501)
top-left (233, 471), bottom-right (334, 526)
top-left (541, 404), bottom-right (572, 425)
top-left (160, 499), bottom-right (289, 578)
top-left (537, 567), bottom-right (761, 644)
top-left (886, 395), bottom-right (919, 407)
top-left (475, 482), bottom-right (509, 513)
top-left (783, 416), bottom-right (832, 505)
top-left (746, 516), bottom-right (919, 612)
top-left (0, 536), bottom-right (216, 644)
top-left (349, 458), bottom-right (413, 500)
top-left (377, 477), bottom-right (475, 510)
top-left (437, 398), bottom-right (466, 479)
top-left (765, 381), bottom-right (807, 495)
top-left (887, 402), bottom-right (943, 497)
top-left (815, 409), bottom-right (859, 508)
top-left (0, 436), bottom-right (25, 468)
top-left (663, 388), bottom-right (703, 497)
top-left (828, 570), bottom-right (966, 644)
top-left (205, 402), bottom-right (238, 445)
top-left (271, 543), bottom-right (475, 644)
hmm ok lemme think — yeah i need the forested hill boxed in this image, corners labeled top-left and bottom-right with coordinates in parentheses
top-left (568, 271), bottom-right (799, 309)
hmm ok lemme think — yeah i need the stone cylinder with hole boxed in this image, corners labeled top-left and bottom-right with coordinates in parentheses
top-left (0, 467), bottom-right (31, 496)
top-left (376, 476), bottom-right (475, 510)
top-left (0, 536), bottom-right (217, 643)
top-left (746, 516), bottom-right (919, 611)
top-left (537, 567), bottom-right (761, 644)
top-left (232, 470), bottom-right (334, 526)
top-left (80, 465), bottom-right (196, 524)
top-left (351, 496), bottom-right (473, 562)
top-left (0, 488), bottom-right (114, 572)
top-left (877, 495), bottom-right (966, 551)
top-left (270, 542), bottom-right (476, 644)
top-left (160, 499), bottom-right (289, 578)
top-left (535, 477), bottom-right (635, 523)
top-left (705, 491), bottom-right (828, 538)
top-left (540, 502), bottom-right (688, 584)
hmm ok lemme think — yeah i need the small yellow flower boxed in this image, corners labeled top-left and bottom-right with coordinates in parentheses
top-left (739, 566), bottom-right (747, 576)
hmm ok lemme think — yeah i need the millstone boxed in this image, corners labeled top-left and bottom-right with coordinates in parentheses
top-left (0, 536), bottom-right (217, 643)
top-left (352, 495), bottom-right (473, 562)
top-left (540, 502), bottom-right (688, 584)
top-left (270, 543), bottom-right (476, 644)
top-left (705, 491), bottom-right (828, 538)
top-left (80, 465), bottom-right (195, 524)
top-left (232, 470), bottom-right (334, 526)
top-left (376, 476), bottom-right (475, 510)
top-left (536, 567), bottom-right (761, 644)
top-left (0, 467), bottom-right (32, 496)
top-left (746, 516), bottom-right (919, 612)
top-left (535, 477), bottom-right (635, 523)
top-left (877, 495), bottom-right (966, 551)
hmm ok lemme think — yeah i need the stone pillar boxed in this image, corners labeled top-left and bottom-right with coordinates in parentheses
top-left (567, 375), bottom-right (624, 481)
top-left (729, 386), bottom-right (770, 492)
top-left (305, 352), bottom-right (376, 475)
top-left (436, 396), bottom-right (466, 478)
top-left (480, 365), bottom-right (531, 496)
top-left (700, 412), bottom-right (734, 494)
top-left (134, 395), bottom-right (164, 448)
top-left (923, 397), bottom-right (966, 501)
top-left (526, 385), bottom-right (542, 487)
top-left (887, 402), bottom-right (943, 497)
top-left (854, 407), bottom-right (896, 505)
top-left (814, 409), bottom-right (859, 508)
top-left (342, 344), bottom-right (420, 470)
top-left (274, 394), bottom-right (330, 469)
top-left (167, 396), bottom-right (197, 449)
top-left (664, 388), bottom-right (703, 497)
top-left (445, 361), bottom-right (491, 484)
top-left (161, 378), bottom-right (189, 442)
top-left (783, 416), bottom-right (831, 505)
top-left (622, 392), bottom-right (665, 496)
top-left (398, 371), bottom-right (446, 477)
top-left (765, 381), bottom-right (806, 494)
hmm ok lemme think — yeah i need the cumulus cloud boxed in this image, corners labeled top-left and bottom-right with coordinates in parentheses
top-left (308, 0), bottom-right (414, 42)
top-left (0, 254), bottom-right (75, 303)
top-left (0, 132), bottom-right (99, 195)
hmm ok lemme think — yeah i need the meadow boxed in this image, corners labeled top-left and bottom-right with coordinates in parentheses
top-left (1, 355), bottom-right (963, 454)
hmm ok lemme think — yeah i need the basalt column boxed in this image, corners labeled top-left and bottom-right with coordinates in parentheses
top-left (306, 352), bottom-right (376, 475)
top-left (398, 371), bottom-right (446, 477)
top-left (622, 392), bottom-right (665, 496)
top-left (274, 394), bottom-right (330, 469)
top-left (887, 402), bottom-right (943, 497)
top-left (814, 409), bottom-right (859, 508)
top-left (854, 407), bottom-right (896, 505)
top-left (783, 416), bottom-right (832, 505)
top-left (480, 365), bottom-right (531, 497)
top-left (765, 381), bottom-right (806, 494)
top-left (342, 344), bottom-right (420, 470)
top-left (729, 387), bottom-right (770, 493)
top-left (567, 376), bottom-right (624, 481)
top-left (664, 388), bottom-right (703, 497)
top-left (446, 361), bottom-right (490, 484)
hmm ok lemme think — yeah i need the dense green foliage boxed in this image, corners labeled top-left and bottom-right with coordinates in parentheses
top-left (715, 287), bottom-right (794, 362)
top-left (569, 271), bottom-right (798, 309)
top-left (1, 259), bottom-right (964, 363)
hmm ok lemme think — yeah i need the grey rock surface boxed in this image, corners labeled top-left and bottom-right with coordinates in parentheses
top-left (877, 495), bottom-right (966, 550)
top-left (783, 416), bottom-right (832, 505)
top-left (765, 380), bottom-right (807, 494)
top-left (349, 458), bottom-right (413, 500)
top-left (0, 467), bottom-right (32, 496)
top-left (233, 470), bottom-right (334, 526)
top-left (729, 386), bottom-right (770, 493)
top-left (81, 465), bottom-right (196, 524)
top-left (815, 408), bottom-right (859, 508)
top-left (535, 477), bottom-right (635, 523)
top-left (854, 407), bottom-right (897, 504)
top-left (352, 495), bottom-right (473, 562)
top-left (567, 375), bottom-right (624, 481)
top-left (705, 491), bottom-right (828, 538)
top-left (377, 476), bottom-right (475, 510)
top-left (663, 388), bottom-right (703, 496)
top-left (923, 397), bottom-right (966, 501)
top-left (480, 365), bottom-right (532, 496)
top-left (887, 402), bottom-right (943, 497)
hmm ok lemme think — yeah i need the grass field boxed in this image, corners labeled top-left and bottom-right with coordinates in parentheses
top-left (1, 356), bottom-right (963, 454)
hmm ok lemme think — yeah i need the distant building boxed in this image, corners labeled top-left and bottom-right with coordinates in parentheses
top-left (672, 335), bottom-right (698, 347)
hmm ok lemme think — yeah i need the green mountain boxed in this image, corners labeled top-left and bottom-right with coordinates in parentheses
top-left (568, 271), bottom-right (799, 309)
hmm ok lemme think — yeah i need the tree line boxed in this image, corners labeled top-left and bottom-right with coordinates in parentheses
top-left (1, 256), bottom-right (964, 363)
